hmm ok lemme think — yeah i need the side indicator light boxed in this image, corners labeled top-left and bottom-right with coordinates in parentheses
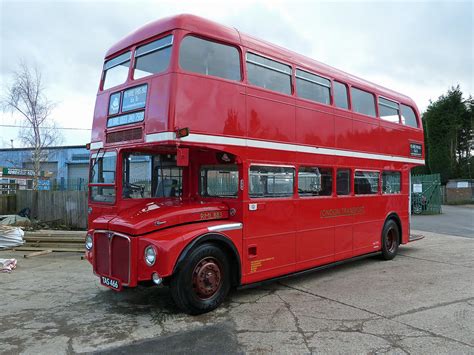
top-left (176, 127), bottom-right (189, 138)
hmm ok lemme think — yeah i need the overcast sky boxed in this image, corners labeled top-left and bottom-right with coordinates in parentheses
top-left (0, 0), bottom-right (472, 148)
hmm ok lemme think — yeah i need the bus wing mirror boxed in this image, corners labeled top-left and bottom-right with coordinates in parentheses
top-left (177, 148), bottom-right (189, 167)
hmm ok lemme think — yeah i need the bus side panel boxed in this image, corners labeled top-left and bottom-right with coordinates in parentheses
top-left (146, 74), bottom-right (173, 134)
top-left (334, 108), bottom-right (353, 151)
top-left (174, 73), bottom-right (246, 138)
top-left (379, 122), bottom-right (407, 156)
top-left (352, 196), bottom-right (383, 255)
top-left (246, 87), bottom-right (295, 144)
top-left (295, 197), bottom-right (335, 271)
top-left (296, 101), bottom-right (335, 148)
top-left (351, 115), bottom-right (380, 153)
top-left (241, 199), bottom-right (296, 284)
top-left (333, 196), bottom-right (355, 261)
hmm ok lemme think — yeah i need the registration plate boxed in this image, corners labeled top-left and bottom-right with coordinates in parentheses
top-left (100, 276), bottom-right (122, 291)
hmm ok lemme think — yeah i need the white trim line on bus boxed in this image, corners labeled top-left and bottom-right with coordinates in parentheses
top-left (145, 131), bottom-right (176, 143)
top-left (90, 141), bottom-right (103, 150)
top-left (145, 132), bottom-right (425, 165)
top-left (208, 223), bottom-right (243, 232)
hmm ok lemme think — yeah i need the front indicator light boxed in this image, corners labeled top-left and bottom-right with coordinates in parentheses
top-left (152, 272), bottom-right (162, 285)
top-left (144, 245), bottom-right (156, 266)
top-left (85, 234), bottom-right (93, 250)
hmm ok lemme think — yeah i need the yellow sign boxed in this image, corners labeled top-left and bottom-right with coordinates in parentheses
top-left (250, 257), bottom-right (274, 273)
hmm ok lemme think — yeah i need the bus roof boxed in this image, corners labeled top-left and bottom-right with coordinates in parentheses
top-left (106, 14), bottom-right (415, 106)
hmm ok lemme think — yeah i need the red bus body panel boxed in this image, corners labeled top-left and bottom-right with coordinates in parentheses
top-left (87, 14), bottom-right (424, 289)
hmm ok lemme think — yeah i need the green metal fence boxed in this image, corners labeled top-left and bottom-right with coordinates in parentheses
top-left (411, 173), bottom-right (442, 214)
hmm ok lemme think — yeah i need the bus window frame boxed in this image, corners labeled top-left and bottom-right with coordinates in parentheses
top-left (332, 80), bottom-right (351, 111)
top-left (335, 167), bottom-right (353, 197)
top-left (101, 50), bottom-right (132, 91)
top-left (382, 170), bottom-right (402, 195)
top-left (400, 103), bottom-right (421, 129)
top-left (350, 86), bottom-right (377, 119)
top-left (199, 164), bottom-right (240, 199)
top-left (297, 165), bottom-right (334, 198)
top-left (177, 33), bottom-right (245, 84)
top-left (294, 67), bottom-right (332, 107)
top-left (378, 95), bottom-right (401, 124)
top-left (353, 169), bottom-right (381, 196)
top-left (132, 34), bottom-right (174, 80)
top-left (248, 163), bottom-right (296, 199)
top-left (245, 50), bottom-right (294, 96)
top-left (88, 149), bottom-right (118, 204)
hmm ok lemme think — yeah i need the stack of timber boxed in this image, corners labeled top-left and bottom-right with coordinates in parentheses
top-left (14, 230), bottom-right (85, 253)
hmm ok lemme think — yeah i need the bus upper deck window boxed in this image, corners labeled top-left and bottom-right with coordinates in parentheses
top-left (179, 35), bottom-right (241, 81)
top-left (334, 81), bottom-right (349, 109)
top-left (134, 35), bottom-right (173, 79)
top-left (102, 51), bottom-right (131, 90)
top-left (401, 104), bottom-right (419, 128)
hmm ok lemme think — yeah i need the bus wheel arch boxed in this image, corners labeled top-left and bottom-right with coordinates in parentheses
top-left (385, 212), bottom-right (402, 243)
top-left (380, 215), bottom-right (401, 260)
top-left (173, 233), bottom-right (241, 287)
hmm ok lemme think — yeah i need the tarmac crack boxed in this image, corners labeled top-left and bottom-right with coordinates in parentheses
top-left (275, 291), bottom-right (311, 352)
top-left (388, 297), bottom-right (474, 319)
top-left (278, 282), bottom-right (474, 349)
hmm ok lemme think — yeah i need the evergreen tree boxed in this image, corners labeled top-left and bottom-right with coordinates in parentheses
top-left (423, 86), bottom-right (473, 183)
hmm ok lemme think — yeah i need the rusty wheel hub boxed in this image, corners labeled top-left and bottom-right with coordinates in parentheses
top-left (192, 257), bottom-right (222, 300)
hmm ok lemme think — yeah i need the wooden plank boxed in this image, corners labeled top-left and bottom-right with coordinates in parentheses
top-left (24, 249), bottom-right (53, 258)
top-left (23, 236), bottom-right (85, 242)
top-left (24, 242), bottom-right (84, 249)
top-left (26, 230), bottom-right (86, 236)
top-left (14, 246), bottom-right (84, 252)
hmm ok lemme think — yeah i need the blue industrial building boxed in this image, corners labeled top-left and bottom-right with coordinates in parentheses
top-left (0, 145), bottom-right (89, 191)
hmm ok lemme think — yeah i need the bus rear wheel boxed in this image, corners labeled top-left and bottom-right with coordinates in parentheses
top-left (170, 243), bottom-right (230, 315)
top-left (381, 219), bottom-right (400, 260)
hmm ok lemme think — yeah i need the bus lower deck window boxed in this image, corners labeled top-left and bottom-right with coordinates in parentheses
top-left (354, 171), bottom-right (379, 195)
top-left (249, 165), bottom-right (294, 198)
top-left (336, 169), bottom-right (351, 195)
top-left (382, 171), bottom-right (401, 194)
top-left (298, 166), bottom-right (332, 196)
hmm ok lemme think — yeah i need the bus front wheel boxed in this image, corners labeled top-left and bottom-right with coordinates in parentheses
top-left (170, 243), bottom-right (230, 315)
top-left (381, 219), bottom-right (400, 260)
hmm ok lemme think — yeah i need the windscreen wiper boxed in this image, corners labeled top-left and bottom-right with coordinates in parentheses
top-left (89, 148), bottom-right (104, 180)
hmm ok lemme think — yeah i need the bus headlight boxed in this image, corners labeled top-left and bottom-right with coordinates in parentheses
top-left (144, 245), bottom-right (157, 266)
top-left (85, 233), bottom-right (93, 250)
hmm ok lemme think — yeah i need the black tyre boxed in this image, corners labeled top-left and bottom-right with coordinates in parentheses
top-left (380, 219), bottom-right (400, 260)
top-left (170, 243), bottom-right (230, 315)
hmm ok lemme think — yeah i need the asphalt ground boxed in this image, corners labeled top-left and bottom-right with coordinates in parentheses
top-left (411, 204), bottom-right (473, 238)
top-left (1, 208), bottom-right (473, 354)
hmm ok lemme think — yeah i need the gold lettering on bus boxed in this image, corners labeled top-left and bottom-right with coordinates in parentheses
top-left (200, 211), bottom-right (223, 220)
top-left (320, 206), bottom-right (365, 218)
top-left (250, 257), bottom-right (275, 273)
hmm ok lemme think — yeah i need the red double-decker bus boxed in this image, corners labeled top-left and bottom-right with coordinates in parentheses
top-left (85, 14), bottom-right (425, 314)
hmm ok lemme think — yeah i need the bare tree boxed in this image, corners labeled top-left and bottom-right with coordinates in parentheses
top-left (2, 62), bottom-right (62, 189)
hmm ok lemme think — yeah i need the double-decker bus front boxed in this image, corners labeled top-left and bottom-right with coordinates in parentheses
top-left (85, 22), bottom-right (244, 315)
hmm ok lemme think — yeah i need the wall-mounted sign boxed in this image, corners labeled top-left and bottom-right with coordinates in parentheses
top-left (2, 167), bottom-right (35, 176)
top-left (410, 143), bottom-right (423, 156)
top-left (457, 181), bottom-right (469, 188)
